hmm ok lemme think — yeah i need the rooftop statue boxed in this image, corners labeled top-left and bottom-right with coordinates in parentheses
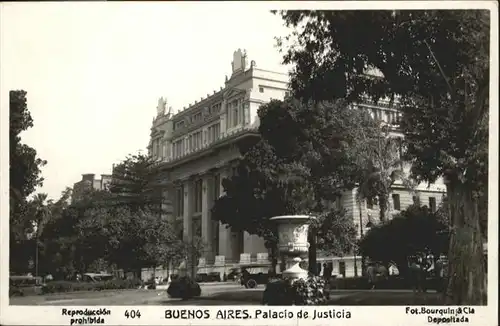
top-left (157, 97), bottom-right (167, 116)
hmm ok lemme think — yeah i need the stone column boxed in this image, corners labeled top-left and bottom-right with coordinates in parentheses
top-left (217, 168), bottom-right (233, 260)
top-left (161, 186), bottom-right (175, 223)
top-left (220, 100), bottom-right (227, 135)
top-left (182, 179), bottom-right (194, 277)
top-left (202, 174), bottom-right (215, 264)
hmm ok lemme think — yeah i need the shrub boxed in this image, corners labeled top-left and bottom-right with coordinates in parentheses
top-left (41, 278), bottom-right (143, 294)
top-left (262, 276), bottom-right (328, 305)
top-left (330, 275), bottom-right (445, 291)
top-left (9, 286), bottom-right (24, 297)
top-left (262, 278), bottom-right (294, 305)
top-left (166, 276), bottom-right (201, 300)
top-left (292, 276), bottom-right (328, 305)
top-left (331, 277), bottom-right (369, 290)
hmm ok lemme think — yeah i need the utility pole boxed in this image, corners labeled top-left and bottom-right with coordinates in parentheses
top-left (358, 200), bottom-right (366, 277)
top-left (35, 237), bottom-right (39, 277)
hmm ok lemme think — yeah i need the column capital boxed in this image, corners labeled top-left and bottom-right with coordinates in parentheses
top-left (207, 167), bottom-right (219, 175)
top-left (189, 173), bottom-right (204, 180)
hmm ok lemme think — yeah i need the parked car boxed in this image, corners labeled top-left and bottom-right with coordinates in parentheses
top-left (239, 263), bottom-right (273, 289)
top-left (82, 273), bottom-right (114, 282)
top-left (9, 275), bottom-right (45, 296)
top-left (227, 267), bottom-right (243, 281)
top-left (195, 272), bottom-right (221, 282)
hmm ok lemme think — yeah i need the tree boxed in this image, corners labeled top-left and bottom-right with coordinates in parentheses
top-left (275, 9), bottom-right (489, 304)
top-left (359, 204), bottom-right (449, 277)
top-left (29, 193), bottom-right (53, 277)
top-left (353, 126), bottom-right (412, 223)
top-left (39, 190), bottom-right (111, 278)
top-left (9, 90), bottom-right (47, 274)
top-left (38, 151), bottom-right (185, 279)
top-left (108, 153), bottom-right (164, 213)
top-left (137, 208), bottom-right (197, 272)
top-left (212, 99), bottom-right (378, 269)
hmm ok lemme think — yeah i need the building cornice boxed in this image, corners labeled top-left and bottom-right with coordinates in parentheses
top-left (154, 126), bottom-right (259, 171)
top-left (172, 89), bottom-right (225, 121)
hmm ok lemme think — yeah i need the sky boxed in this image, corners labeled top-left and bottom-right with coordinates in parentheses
top-left (1, 2), bottom-right (292, 201)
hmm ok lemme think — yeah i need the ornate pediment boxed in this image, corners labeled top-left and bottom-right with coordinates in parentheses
top-left (224, 88), bottom-right (246, 100)
top-left (151, 128), bottom-right (166, 139)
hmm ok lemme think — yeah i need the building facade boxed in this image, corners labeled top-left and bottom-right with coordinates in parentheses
top-left (148, 49), bottom-right (446, 278)
top-left (72, 173), bottom-right (112, 203)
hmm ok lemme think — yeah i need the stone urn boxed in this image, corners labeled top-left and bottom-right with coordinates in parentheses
top-left (177, 260), bottom-right (187, 277)
top-left (270, 215), bottom-right (315, 280)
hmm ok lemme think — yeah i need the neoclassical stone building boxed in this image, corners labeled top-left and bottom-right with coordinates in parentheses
top-left (147, 49), bottom-right (446, 278)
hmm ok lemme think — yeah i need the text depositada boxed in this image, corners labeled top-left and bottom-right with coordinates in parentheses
top-left (165, 308), bottom-right (352, 320)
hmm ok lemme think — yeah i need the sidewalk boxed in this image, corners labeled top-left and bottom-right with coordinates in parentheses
top-left (196, 289), bottom-right (444, 306)
top-left (156, 281), bottom-right (239, 290)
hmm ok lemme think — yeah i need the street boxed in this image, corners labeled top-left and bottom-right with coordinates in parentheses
top-left (10, 282), bottom-right (445, 306)
top-left (9, 283), bottom-right (244, 306)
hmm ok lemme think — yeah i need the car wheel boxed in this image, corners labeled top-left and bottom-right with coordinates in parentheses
top-left (247, 279), bottom-right (257, 289)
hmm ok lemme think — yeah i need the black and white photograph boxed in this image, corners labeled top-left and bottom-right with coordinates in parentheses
top-left (1, 1), bottom-right (497, 325)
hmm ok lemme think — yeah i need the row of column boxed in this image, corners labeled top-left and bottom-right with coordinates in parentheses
top-left (181, 168), bottom-right (241, 275)
top-left (370, 107), bottom-right (400, 124)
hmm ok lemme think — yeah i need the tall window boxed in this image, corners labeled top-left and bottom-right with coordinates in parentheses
top-left (194, 131), bottom-right (202, 149)
top-left (232, 100), bottom-right (239, 127)
top-left (192, 112), bottom-right (202, 123)
top-left (412, 195), bottom-right (420, 206)
top-left (392, 194), bottom-right (401, 211)
top-left (173, 139), bottom-right (184, 159)
top-left (208, 123), bottom-right (221, 143)
top-left (239, 100), bottom-right (245, 124)
top-left (211, 103), bottom-right (221, 114)
top-left (176, 186), bottom-right (184, 217)
top-left (194, 179), bottom-right (203, 213)
top-left (429, 197), bottom-right (437, 212)
top-left (174, 120), bottom-right (185, 130)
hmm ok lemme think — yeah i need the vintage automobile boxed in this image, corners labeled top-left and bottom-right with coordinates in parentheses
top-left (239, 263), bottom-right (274, 289)
top-left (226, 267), bottom-right (241, 282)
top-left (9, 275), bottom-right (45, 296)
top-left (82, 273), bottom-right (114, 282)
top-left (195, 272), bottom-right (221, 282)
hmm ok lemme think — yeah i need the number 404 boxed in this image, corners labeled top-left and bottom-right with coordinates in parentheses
top-left (125, 310), bottom-right (141, 319)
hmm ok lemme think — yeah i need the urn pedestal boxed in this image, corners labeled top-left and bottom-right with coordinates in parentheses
top-left (270, 215), bottom-right (315, 280)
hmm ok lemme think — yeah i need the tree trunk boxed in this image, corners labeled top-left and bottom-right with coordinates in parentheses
top-left (268, 245), bottom-right (278, 273)
top-left (308, 231), bottom-right (317, 275)
top-left (379, 195), bottom-right (388, 223)
top-left (445, 182), bottom-right (486, 305)
top-left (358, 200), bottom-right (366, 276)
top-left (35, 237), bottom-right (39, 277)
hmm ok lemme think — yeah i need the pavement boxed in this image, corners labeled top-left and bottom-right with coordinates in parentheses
top-left (10, 282), bottom-right (244, 306)
top-left (168, 289), bottom-right (445, 306)
top-left (156, 281), bottom-right (239, 290)
top-left (9, 282), bottom-right (446, 306)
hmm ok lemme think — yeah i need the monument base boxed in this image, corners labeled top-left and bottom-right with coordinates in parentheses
top-left (282, 257), bottom-right (308, 280)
